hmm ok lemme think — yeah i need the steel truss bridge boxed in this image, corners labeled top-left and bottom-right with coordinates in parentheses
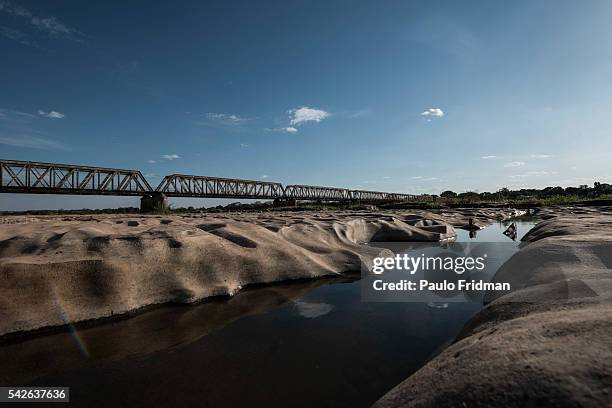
top-left (0, 159), bottom-right (427, 202)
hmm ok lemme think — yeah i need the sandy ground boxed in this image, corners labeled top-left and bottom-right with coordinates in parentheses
top-left (0, 208), bottom-right (520, 336)
top-left (374, 206), bottom-right (612, 407)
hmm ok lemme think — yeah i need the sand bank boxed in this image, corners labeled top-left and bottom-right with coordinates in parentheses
top-left (0, 208), bottom-right (520, 336)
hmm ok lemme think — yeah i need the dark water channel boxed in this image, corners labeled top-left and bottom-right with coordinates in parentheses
top-left (0, 219), bottom-right (537, 407)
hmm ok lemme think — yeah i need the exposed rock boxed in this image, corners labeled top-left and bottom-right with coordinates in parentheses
top-left (0, 209), bottom-right (516, 336)
top-left (374, 206), bottom-right (612, 408)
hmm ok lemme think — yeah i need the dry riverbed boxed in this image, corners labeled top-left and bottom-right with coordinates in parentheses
top-left (0, 208), bottom-right (520, 336)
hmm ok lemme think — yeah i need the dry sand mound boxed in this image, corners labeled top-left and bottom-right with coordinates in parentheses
top-left (0, 208), bottom-right (519, 336)
top-left (374, 206), bottom-right (612, 407)
top-left (1, 209), bottom-right (520, 337)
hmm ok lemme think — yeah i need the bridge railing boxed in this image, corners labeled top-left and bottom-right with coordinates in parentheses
top-left (349, 190), bottom-right (417, 201)
top-left (0, 160), bottom-right (153, 196)
top-left (156, 174), bottom-right (284, 199)
top-left (283, 185), bottom-right (352, 201)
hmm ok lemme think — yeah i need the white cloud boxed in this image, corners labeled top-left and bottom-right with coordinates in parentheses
top-left (481, 155), bottom-right (497, 159)
top-left (240, 143), bottom-right (249, 148)
top-left (147, 159), bottom-right (156, 164)
top-left (161, 154), bottom-right (180, 160)
top-left (267, 126), bottom-right (298, 133)
top-left (37, 110), bottom-right (65, 119)
top-left (289, 107), bottom-right (330, 126)
top-left (421, 108), bottom-right (444, 120)
top-left (206, 112), bottom-right (246, 124)
top-left (261, 174), bottom-right (269, 179)
top-left (504, 161), bottom-right (526, 168)
top-left (0, 134), bottom-right (66, 150)
top-left (531, 154), bottom-right (552, 159)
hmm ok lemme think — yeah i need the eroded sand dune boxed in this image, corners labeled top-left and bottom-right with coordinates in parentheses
top-left (374, 206), bottom-right (612, 407)
top-left (0, 209), bottom-right (519, 336)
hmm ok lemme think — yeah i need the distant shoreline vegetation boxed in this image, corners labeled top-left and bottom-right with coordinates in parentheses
top-left (434, 181), bottom-right (612, 207)
top-left (1, 182), bottom-right (611, 215)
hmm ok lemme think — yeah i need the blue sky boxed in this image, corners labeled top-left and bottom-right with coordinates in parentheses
top-left (1, 0), bottom-right (612, 210)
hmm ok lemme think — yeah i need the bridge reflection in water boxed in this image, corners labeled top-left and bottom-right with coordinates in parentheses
top-left (0, 159), bottom-right (433, 209)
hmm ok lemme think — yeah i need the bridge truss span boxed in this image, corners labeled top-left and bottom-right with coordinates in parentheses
top-left (0, 159), bottom-right (429, 204)
top-left (156, 174), bottom-right (285, 199)
top-left (0, 160), bottom-right (153, 196)
top-left (283, 185), bottom-right (352, 201)
top-left (350, 190), bottom-right (417, 201)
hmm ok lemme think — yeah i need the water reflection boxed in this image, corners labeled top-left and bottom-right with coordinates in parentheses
top-left (0, 277), bottom-right (352, 386)
top-left (294, 301), bottom-right (334, 318)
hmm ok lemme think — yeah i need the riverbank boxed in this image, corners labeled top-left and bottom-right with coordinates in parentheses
top-left (374, 205), bottom-right (612, 407)
top-left (0, 208), bottom-right (521, 337)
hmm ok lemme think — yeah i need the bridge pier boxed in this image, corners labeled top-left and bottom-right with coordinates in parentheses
top-left (140, 192), bottom-right (168, 212)
top-left (273, 198), bottom-right (297, 207)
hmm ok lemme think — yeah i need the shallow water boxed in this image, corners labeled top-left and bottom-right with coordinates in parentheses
top-left (0, 219), bottom-right (537, 407)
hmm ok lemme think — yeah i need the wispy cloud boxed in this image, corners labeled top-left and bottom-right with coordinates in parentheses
top-left (0, 108), bottom-right (35, 119)
top-left (504, 161), bottom-right (526, 168)
top-left (0, 1), bottom-right (84, 42)
top-left (147, 159), bottom-right (156, 164)
top-left (0, 133), bottom-right (66, 150)
top-left (192, 112), bottom-right (250, 128)
top-left (508, 171), bottom-right (555, 179)
top-left (421, 108), bottom-right (444, 121)
top-left (266, 126), bottom-right (298, 133)
top-left (240, 143), bottom-right (249, 148)
top-left (411, 176), bottom-right (440, 181)
top-left (481, 155), bottom-right (497, 159)
top-left (206, 112), bottom-right (246, 123)
top-left (530, 154), bottom-right (552, 159)
top-left (161, 154), bottom-right (180, 160)
top-left (0, 26), bottom-right (39, 48)
top-left (37, 110), bottom-right (65, 119)
top-left (347, 108), bottom-right (372, 118)
top-left (0, 108), bottom-right (66, 150)
top-left (289, 107), bottom-right (330, 126)
top-left (261, 174), bottom-right (269, 179)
